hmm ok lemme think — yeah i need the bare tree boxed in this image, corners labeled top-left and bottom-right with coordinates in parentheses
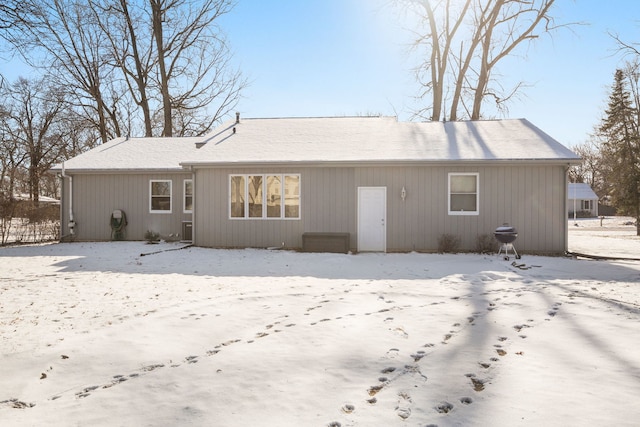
top-left (97, 0), bottom-right (247, 137)
top-left (5, 0), bottom-right (121, 144)
top-left (0, 77), bottom-right (69, 202)
top-left (0, 100), bottom-right (28, 201)
top-left (610, 31), bottom-right (640, 58)
top-left (410, 0), bottom-right (567, 121)
top-left (412, 0), bottom-right (472, 121)
top-left (92, 0), bottom-right (155, 137)
top-left (0, 1), bottom-right (33, 31)
top-left (570, 137), bottom-right (603, 191)
top-left (4, 0), bottom-right (246, 140)
top-left (147, 0), bottom-right (246, 136)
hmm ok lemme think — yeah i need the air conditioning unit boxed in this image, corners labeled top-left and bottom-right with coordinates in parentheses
top-left (182, 221), bottom-right (193, 242)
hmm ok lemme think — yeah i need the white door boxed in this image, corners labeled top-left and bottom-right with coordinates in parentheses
top-left (357, 187), bottom-right (387, 252)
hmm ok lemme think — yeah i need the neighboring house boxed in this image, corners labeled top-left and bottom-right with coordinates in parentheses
top-left (14, 194), bottom-right (60, 204)
top-left (51, 116), bottom-right (581, 255)
top-left (568, 183), bottom-right (599, 217)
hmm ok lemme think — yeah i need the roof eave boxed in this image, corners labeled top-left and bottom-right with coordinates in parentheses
top-left (181, 158), bottom-right (582, 169)
top-left (49, 167), bottom-right (189, 174)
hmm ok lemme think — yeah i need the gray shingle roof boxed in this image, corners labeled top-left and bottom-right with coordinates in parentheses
top-left (184, 116), bottom-right (580, 166)
top-left (52, 136), bottom-right (201, 172)
top-left (568, 183), bottom-right (598, 200)
top-left (53, 117), bottom-right (580, 172)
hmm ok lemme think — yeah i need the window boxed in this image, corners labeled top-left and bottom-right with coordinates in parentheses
top-left (230, 176), bottom-right (245, 217)
top-left (448, 173), bottom-right (479, 215)
top-left (248, 175), bottom-right (263, 217)
top-left (184, 179), bottom-right (193, 213)
top-left (150, 180), bottom-right (172, 213)
top-left (230, 174), bottom-right (300, 219)
top-left (581, 200), bottom-right (593, 210)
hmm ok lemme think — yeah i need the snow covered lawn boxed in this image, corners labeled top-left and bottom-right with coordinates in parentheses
top-left (1, 221), bottom-right (639, 426)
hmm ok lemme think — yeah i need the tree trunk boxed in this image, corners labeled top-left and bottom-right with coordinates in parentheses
top-left (471, 0), bottom-right (502, 120)
top-left (151, 0), bottom-right (172, 137)
top-left (425, 2), bottom-right (441, 121)
top-left (120, 0), bottom-right (153, 137)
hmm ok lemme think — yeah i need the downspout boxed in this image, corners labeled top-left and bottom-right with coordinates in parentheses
top-left (61, 162), bottom-right (76, 238)
top-left (191, 166), bottom-right (195, 245)
top-left (564, 164), bottom-right (570, 254)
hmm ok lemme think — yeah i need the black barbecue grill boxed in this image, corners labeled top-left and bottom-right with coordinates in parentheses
top-left (495, 224), bottom-right (520, 260)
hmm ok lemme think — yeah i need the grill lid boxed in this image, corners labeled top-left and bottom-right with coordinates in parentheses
top-left (495, 225), bottom-right (517, 234)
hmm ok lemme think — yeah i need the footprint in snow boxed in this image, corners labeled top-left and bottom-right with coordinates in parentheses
top-left (368, 385), bottom-right (384, 396)
top-left (142, 364), bottom-right (165, 371)
top-left (392, 327), bottom-right (408, 338)
top-left (396, 392), bottom-right (412, 419)
top-left (2, 399), bottom-right (35, 409)
top-left (435, 401), bottom-right (454, 413)
top-left (386, 348), bottom-right (400, 358)
top-left (341, 404), bottom-right (355, 414)
top-left (411, 350), bottom-right (426, 362)
top-left (465, 374), bottom-right (486, 392)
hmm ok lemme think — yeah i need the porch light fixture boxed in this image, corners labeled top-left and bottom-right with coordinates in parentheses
top-left (401, 186), bottom-right (407, 201)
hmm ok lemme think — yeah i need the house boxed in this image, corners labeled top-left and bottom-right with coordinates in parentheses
top-left (51, 116), bottom-right (581, 254)
top-left (568, 183), bottom-right (599, 217)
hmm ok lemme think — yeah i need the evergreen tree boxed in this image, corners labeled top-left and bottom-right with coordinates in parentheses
top-left (599, 68), bottom-right (640, 234)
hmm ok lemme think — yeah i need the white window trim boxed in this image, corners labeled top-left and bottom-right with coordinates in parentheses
top-left (448, 172), bottom-right (479, 216)
top-left (150, 179), bottom-right (172, 214)
top-left (183, 179), bottom-right (193, 213)
top-left (229, 174), bottom-right (301, 220)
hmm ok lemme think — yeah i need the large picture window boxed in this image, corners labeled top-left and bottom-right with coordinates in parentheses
top-left (150, 180), bottom-right (172, 213)
top-left (230, 174), bottom-right (300, 219)
top-left (448, 173), bottom-right (479, 215)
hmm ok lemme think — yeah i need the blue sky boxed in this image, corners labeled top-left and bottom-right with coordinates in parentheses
top-left (220, 0), bottom-right (640, 148)
top-left (1, 1), bottom-right (637, 148)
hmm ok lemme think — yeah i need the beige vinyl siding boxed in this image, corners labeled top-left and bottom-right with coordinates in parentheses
top-left (62, 173), bottom-right (192, 241)
top-left (355, 164), bottom-right (566, 253)
top-left (193, 163), bottom-right (567, 254)
top-left (194, 167), bottom-right (306, 248)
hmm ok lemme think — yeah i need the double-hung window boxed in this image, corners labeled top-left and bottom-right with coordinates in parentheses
top-left (448, 173), bottom-right (479, 215)
top-left (581, 200), bottom-right (593, 211)
top-left (230, 174), bottom-right (300, 219)
top-left (150, 180), bottom-right (172, 213)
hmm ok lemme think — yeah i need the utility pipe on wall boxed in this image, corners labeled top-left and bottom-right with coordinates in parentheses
top-left (61, 162), bottom-right (75, 236)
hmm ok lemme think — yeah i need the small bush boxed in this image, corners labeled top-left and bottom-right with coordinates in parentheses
top-left (437, 233), bottom-right (461, 253)
top-left (1, 200), bottom-right (60, 245)
top-left (568, 210), bottom-right (594, 218)
top-left (475, 233), bottom-right (496, 254)
top-left (144, 230), bottom-right (160, 243)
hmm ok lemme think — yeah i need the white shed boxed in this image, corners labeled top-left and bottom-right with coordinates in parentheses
top-left (568, 183), bottom-right (598, 217)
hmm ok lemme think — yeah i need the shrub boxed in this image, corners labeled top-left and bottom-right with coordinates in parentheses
top-left (1, 200), bottom-right (60, 245)
top-left (437, 233), bottom-right (461, 253)
top-left (144, 230), bottom-right (160, 243)
top-left (475, 233), bottom-right (496, 254)
top-left (568, 210), bottom-right (595, 218)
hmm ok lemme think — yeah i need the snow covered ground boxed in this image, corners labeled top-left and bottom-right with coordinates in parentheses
top-left (1, 218), bottom-right (639, 426)
top-left (568, 215), bottom-right (639, 259)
